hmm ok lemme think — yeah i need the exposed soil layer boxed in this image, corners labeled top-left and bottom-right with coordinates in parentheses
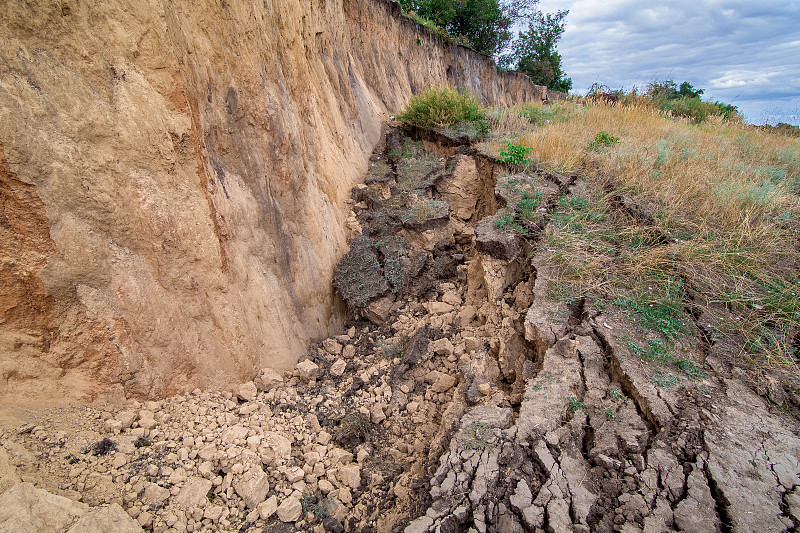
top-left (1, 128), bottom-right (799, 533)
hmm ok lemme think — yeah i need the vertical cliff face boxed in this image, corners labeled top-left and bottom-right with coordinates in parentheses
top-left (0, 0), bottom-right (543, 402)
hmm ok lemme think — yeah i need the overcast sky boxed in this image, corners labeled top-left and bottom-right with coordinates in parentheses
top-left (534, 0), bottom-right (800, 125)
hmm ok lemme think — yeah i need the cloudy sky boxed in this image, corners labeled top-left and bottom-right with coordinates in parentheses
top-left (534, 0), bottom-right (800, 125)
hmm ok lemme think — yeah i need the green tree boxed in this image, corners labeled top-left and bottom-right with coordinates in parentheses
top-left (398, 0), bottom-right (538, 57)
top-left (504, 10), bottom-right (572, 91)
top-left (679, 81), bottom-right (704, 99)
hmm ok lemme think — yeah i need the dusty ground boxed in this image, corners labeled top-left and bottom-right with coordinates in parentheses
top-left (1, 127), bottom-right (799, 533)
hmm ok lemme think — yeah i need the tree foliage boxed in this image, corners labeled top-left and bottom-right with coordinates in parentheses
top-left (501, 9), bottom-right (572, 91)
top-left (399, 0), bottom-right (515, 57)
top-left (398, 0), bottom-right (571, 91)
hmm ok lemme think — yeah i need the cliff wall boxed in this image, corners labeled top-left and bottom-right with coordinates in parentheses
top-left (0, 0), bottom-right (544, 402)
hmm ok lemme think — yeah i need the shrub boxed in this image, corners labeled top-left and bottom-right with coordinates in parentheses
top-left (661, 97), bottom-right (723, 124)
top-left (398, 87), bottom-right (484, 129)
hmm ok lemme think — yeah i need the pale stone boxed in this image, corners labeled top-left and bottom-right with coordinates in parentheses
top-left (0, 448), bottom-right (19, 495)
top-left (117, 410), bottom-right (138, 429)
top-left (431, 338), bottom-right (454, 356)
top-left (111, 453), bottom-right (129, 469)
top-left (175, 477), bottom-right (212, 508)
top-left (330, 448), bottom-right (354, 464)
top-left (441, 292), bottom-right (462, 306)
top-left (236, 381), bottom-right (258, 402)
top-left (296, 359), bottom-right (320, 381)
top-left (83, 473), bottom-right (117, 506)
top-left (338, 487), bottom-right (353, 504)
top-left (363, 295), bottom-right (395, 324)
top-left (318, 479), bottom-right (335, 493)
top-left (142, 483), bottom-right (170, 506)
top-left (338, 464), bottom-right (362, 490)
top-left (318, 431), bottom-right (332, 446)
top-left (323, 338), bottom-right (343, 355)
top-left (431, 373), bottom-right (457, 393)
top-left (285, 467), bottom-right (304, 483)
top-left (66, 503), bottom-right (143, 533)
top-left (370, 403), bottom-right (387, 424)
top-left (423, 302), bottom-right (454, 315)
top-left (234, 468), bottom-right (270, 508)
top-left (259, 495), bottom-right (278, 520)
top-left (277, 495), bottom-right (302, 522)
top-left (330, 359), bottom-right (347, 377)
top-left (198, 462), bottom-right (214, 479)
top-left (138, 417), bottom-right (157, 430)
top-left (254, 368), bottom-right (283, 392)
top-left (0, 483), bottom-right (88, 533)
top-left (203, 505), bottom-right (224, 521)
top-left (342, 344), bottom-right (356, 358)
top-left (221, 424), bottom-right (249, 445)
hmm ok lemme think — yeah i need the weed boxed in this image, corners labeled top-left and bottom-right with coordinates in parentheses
top-left (609, 387), bottom-right (628, 404)
top-left (462, 422), bottom-right (495, 450)
top-left (589, 131), bottom-right (620, 151)
top-left (402, 199), bottom-right (449, 225)
top-left (301, 496), bottom-right (332, 518)
top-left (517, 191), bottom-right (544, 219)
top-left (494, 214), bottom-right (514, 230)
top-left (89, 437), bottom-right (117, 456)
top-left (334, 412), bottom-right (372, 448)
top-left (650, 370), bottom-right (679, 390)
top-left (376, 337), bottom-right (404, 359)
top-left (605, 408), bottom-right (617, 421)
top-left (676, 359), bottom-right (706, 379)
top-left (499, 142), bottom-right (532, 166)
top-left (567, 396), bottom-right (584, 413)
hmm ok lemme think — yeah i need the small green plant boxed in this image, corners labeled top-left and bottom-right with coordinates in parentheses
top-left (494, 214), bottom-right (514, 230)
top-left (567, 396), bottom-right (584, 413)
top-left (499, 142), bottom-right (532, 165)
top-left (476, 119), bottom-right (491, 137)
top-left (609, 387), bottom-right (628, 404)
top-left (517, 191), bottom-right (544, 219)
top-left (589, 131), bottom-right (620, 151)
top-left (376, 337), bottom-right (404, 359)
top-left (650, 370), bottom-right (679, 390)
top-left (463, 421), bottom-right (495, 450)
top-left (605, 407), bottom-right (617, 421)
top-left (676, 359), bottom-right (706, 379)
top-left (301, 496), bottom-right (332, 518)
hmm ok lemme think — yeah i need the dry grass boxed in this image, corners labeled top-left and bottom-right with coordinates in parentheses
top-left (480, 100), bottom-right (800, 374)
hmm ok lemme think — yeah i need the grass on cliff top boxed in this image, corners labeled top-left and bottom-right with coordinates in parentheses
top-left (476, 100), bottom-right (800, 375)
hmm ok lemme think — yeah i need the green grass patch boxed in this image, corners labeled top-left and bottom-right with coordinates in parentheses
top-left (399, 87), bottom-right (484, 129)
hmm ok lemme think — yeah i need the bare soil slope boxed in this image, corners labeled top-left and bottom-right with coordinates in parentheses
top-left (1, 127), bottom-right (798, 533)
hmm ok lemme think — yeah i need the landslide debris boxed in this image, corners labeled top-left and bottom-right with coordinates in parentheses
top-left (2, 126), bottom-right (800, 533)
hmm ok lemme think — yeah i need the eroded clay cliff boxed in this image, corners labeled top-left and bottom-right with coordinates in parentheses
top-left (0, 0), bottom-right (544, 402)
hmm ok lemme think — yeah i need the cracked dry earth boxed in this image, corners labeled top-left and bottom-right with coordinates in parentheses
top-left (2, 126), bottom-right (800, 533)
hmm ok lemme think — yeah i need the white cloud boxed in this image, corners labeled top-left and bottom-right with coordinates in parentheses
top-left (533, 0), bottom-right (800, 124)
